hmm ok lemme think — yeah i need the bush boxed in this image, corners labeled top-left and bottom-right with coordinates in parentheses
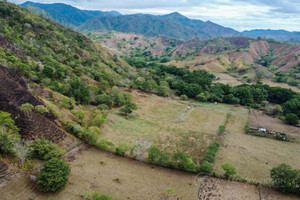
top-left (31, 138), bottom-right (65, 160)
top-left (35, 105), bottom-right (49, 115)
top-left (37, 158), bottom-right (71, 193)
top-left (270, 163), bottom-right (299, 193)
top-left (221, 163), bottom-right (236, 179)
top-left (148, 145), bottom-right (161, 163)
top-left (96, 139), bottom-right (115, 151)
top-left (203, 142), bottom-right (220, 163)
top-left (218, 125), bottom-right (225, 135)
top-left (157, 86), bottom-right (170, 97)
top-left (87, 192), bottom-right (114, 200)
top-left (115, 143), bottom-right (130, 156)
top-left (285, 113), bottom-right (299, 125)
top-left (199, 161), bottom-right (213, 174)
top-left (180, 95), bottom-right (188, 100)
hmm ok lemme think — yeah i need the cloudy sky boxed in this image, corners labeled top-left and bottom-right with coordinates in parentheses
top-left (10, 0), bottom-right (300, 31)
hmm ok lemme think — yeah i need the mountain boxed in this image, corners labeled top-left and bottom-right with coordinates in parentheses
top-left (21, 1), bottom-right (121, 26)
top-left (79, 12), bottom-right (239, 40)
top-left (242, 29), bottom-right (300, 44)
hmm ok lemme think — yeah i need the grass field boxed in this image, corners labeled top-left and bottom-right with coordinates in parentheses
top-left (0, 147), bottom-right (198, 200)
top-left (101, 91), bottom-right (231, 163)
top-left (214, 108), bottom-right (300, 183)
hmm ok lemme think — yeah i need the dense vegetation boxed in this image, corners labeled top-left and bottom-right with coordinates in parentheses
top-left (126, 59), bottom-right (300, 123)
top-left (21, 1), bottom-right (120, 26)
top-left (0, 2), bottom-right (133, 106)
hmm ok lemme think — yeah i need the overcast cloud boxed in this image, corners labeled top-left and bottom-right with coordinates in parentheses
top-left (9, 0), bottom-right (300, 31)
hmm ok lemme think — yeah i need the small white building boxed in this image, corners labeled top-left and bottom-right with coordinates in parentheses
top-left (258, 128), bottom-right (267, 133)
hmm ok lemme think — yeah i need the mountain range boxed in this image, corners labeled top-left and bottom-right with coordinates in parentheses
top-left (21, 1), bottom-right (300, 43)
top-left (21, 1), bottom-right (120, 26)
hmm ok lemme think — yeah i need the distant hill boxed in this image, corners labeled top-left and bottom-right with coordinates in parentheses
top-left (78, 12), bottom-right (239, 40)
top-left (242, 29), bottom-right (300, 44)
top-left (21, 1), bottom-right (121, 26)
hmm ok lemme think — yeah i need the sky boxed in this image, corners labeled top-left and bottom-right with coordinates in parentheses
top-left (10, 0), bottom-right (300, 32)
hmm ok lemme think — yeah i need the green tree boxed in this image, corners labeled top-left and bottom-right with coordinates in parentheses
top-left (285, 113), bottom-right (299, 125)
top-left (221, 163), bottom-right (236, 179)
top-left (270, 164), bottom-right (298, 193)
top-left (142, 79), bottom-right (158, 92)
top-left (0, 111), bottom-right (19, 135)
top-left (157, 85), bottom-right (170, 97)
top-left (199, 161), bottom-right (213, 174)
top-left (148, 145), bottom-right (161, 163)
top-left (37, 158), bottom-right (71, 193)
top-left (120, 103), bottom-right (137, 117)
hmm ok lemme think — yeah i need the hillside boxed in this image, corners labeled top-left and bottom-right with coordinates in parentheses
top-left (78, 12), bottom-right (239, 40)
top-left (0, 2), bottom-right (133, 140)
top-left (243, 29), bottom-right (300, 44)
top-left (86, 31), bottom-right (183, 58)
top-left (21, 1), bottom-right (120, 26)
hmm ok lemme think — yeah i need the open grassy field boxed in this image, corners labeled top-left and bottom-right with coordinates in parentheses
top-left (214, 107), bottom-right (300, 183)
top-left (1, 147), bottom-right (298, 200)
top-left (101, 91), bottom-right (230, 162)
top-left (0, 146), bottom-right (198, 200)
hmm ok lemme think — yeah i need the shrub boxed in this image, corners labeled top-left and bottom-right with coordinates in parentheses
top-left (203, 142), bottom-right (220, 164)
top-left (96, 139), bottom-right (115, 151)
top-left (148, 145), bottom-right (161, 163)
top-left (119, 103), bottom-right (137, 117)
top-left (87, 193), bottom-right (114, 200)
top-left (218, 125), bottom-right (225, 135)
top-left (180, 95), bottom-right (188, 100)
top-left (31, 138), bottom-right (65, 160)
top-left (285, 113), bottom-right (299, 125)
top-left (35, 105), bottom-right (49, 115)
top-left (115, 143), bottom-right (130, 156)
top-left (37, 158), bottom-right (71, 193)
top-left (157, 86), bottom-right (170, 97)
top-left (199, 161), bottom-right (213, 174)
top-left (221, 163), bottom-right (237, 179)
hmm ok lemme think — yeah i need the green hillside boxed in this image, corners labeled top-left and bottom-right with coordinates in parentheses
top-left (21, 1), bottom-right (120, 26)
top-left (0, 2), bottom-right (133, 104)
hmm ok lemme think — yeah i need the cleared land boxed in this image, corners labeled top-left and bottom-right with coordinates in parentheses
top-left (198, 177), bottom-right (300, 200)
top-left (250, 109), bottom-right (300, 141)
top-left (101, 91), bottom-right (230, 162)
top-left (0, 147), bottom-right (198, 200)
top-left (214, 108), bottom-right (300, 182)
top-left (1, 147), bottom-right (298, 200)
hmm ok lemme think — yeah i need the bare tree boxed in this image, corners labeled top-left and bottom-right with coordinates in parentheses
top-left (131, 139), bottom-right (152, 161)
top-left (12, 140), bottom-right (33, 168)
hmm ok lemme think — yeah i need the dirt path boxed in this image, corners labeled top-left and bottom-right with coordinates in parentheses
top-left (173, 106), bottom-right (194, 123)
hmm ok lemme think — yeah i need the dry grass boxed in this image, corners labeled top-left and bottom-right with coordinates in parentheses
top-left (198, 177), bottom-right (300, 200)
top-left (0, 147), bottom-right (198, 200)
top-left (262, 79), bottom-right (300, 92)
top-left (101, 92), bottom-right (229, 162)
top-left (214, 107), bottom-right (300, 183)
top-left (250, 109), bottom-right (300, 141)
